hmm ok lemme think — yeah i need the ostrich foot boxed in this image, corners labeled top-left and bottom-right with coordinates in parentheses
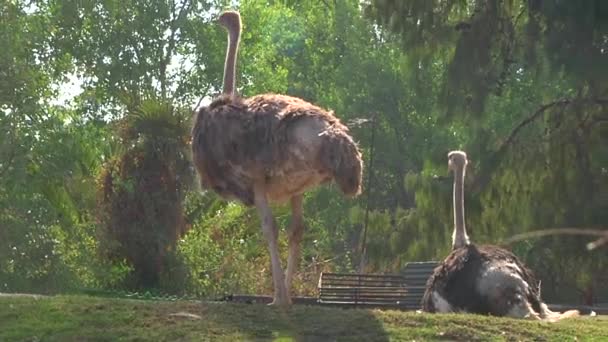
top-left (538, 303), bottom-right (580, 322)
top-left (543, 309), bottom-right (580, 322)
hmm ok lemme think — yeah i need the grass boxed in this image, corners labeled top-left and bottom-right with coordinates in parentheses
top-left (0, 294), bottom-right (606, 341)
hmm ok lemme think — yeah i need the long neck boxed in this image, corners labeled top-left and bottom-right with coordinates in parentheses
top-left (452, 165), bottom-right (470, 249)
top-left (222, 23), bottom-right (240, 95)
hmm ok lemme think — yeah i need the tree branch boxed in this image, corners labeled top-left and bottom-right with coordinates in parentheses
top-left (0, 129), bottom-right (18, 178)
top-left (500, 99), bottom-right (569, 152)
top-left (159, 0), bottom-right (193, 98)
top-left (319, 0), bottom-right (331, 11)
top-left (0, 147), bottom-right (17, 178)
top-left (500, 227), bottom-right (608, 250)
top-left (472, 97), bottom-right (608, 193)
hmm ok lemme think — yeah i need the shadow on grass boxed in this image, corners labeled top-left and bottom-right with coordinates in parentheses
top-left (0, 294), bottom-right (389, 341)
top-left (200, 302), bottom-right (390, 342)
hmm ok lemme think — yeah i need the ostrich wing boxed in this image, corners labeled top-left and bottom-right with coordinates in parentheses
top-left (476, 245), bottom-right (543, 314)
top-left (422, 245), bottom-right (482, 312)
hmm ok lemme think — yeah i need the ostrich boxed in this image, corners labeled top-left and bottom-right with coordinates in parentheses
top-left (421, 151), bottom-right (579, 321)
top-left (191, 11), bottom-right (363, 306)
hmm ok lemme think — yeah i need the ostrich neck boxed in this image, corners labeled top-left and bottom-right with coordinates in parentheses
top-left (452, 166), bottom-right (470, 249)
top-left (223, 28), bottom-right (240, 95)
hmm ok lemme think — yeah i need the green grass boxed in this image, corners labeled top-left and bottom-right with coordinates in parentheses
top-left (0, 295), bottom-right (606, 341)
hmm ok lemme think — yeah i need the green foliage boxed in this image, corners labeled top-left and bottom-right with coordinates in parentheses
top-left (177, 200), bottom-right (262, 296)
top-left (362, 0), bottom-right (607, 301)
top-left (365, 0), bottom-right (608, 117)
top-left (1, 0), bottom-right (605, 304)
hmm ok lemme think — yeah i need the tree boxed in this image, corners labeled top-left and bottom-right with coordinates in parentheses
top-left (2, 0), bottom-right (604, 302)
top-left (363, 0), bottom-right (608, 299)
top-left (365, 0), bottom-right (608, 116)
top-left (97, 98), bottom-right (192, 288)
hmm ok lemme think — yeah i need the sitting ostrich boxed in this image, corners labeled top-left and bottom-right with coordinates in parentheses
top-left (421, 151), bottom-right (578, 321)
top-left (191, 11), bottom-right (363, 306)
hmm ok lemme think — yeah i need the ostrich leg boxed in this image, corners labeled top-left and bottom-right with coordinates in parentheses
top-left (253, 184), bottom-right (290, 306)
top-left (285, 195), bottom-right (304, 296)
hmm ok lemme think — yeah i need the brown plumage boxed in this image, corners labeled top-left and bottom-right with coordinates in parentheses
top-left (192, 93), bottom-right (362, 206)
top-left (191, 11), bottom-right (363, 306)
top-left (421, 151), bottom-right (579, 321)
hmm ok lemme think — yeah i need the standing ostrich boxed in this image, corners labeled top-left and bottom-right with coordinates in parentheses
top-left (421, 151), bottom-right (578, 321)
top-left (191, 11), bottom-right (363, 306)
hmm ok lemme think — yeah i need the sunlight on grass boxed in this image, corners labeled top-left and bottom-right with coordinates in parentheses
top-left (0, 295), bottom-right (605, 341)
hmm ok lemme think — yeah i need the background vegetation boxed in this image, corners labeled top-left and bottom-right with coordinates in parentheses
top-left (1, 0), bottom-right (606, 304)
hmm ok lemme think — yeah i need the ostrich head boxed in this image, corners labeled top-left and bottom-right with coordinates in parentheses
top-left (448, 150), bottom-right (467, 173)
top-left (218, 10), bottom-right (242, 34)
